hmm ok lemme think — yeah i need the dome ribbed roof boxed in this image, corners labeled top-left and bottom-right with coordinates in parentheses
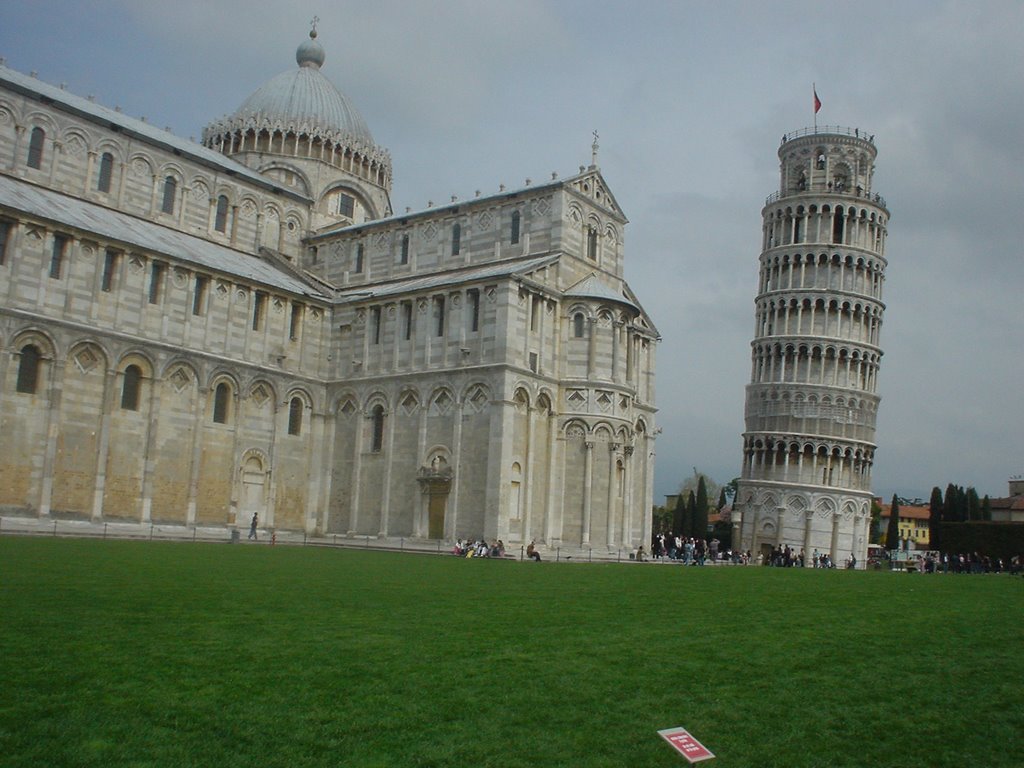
top-left (229, 31), bottom-right (373, 144)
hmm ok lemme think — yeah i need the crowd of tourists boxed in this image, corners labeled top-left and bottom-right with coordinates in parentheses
top-left (452, 539), bottom-right (506, 558)
top-left (911, 552), bottom-right (1021, 574)
top-left (453, 533), bottom-right (1022, 573)
top-left (648, 534), bottom-right (858, 568)
top-left (763, 546), bottom-right (846, 568)
top-left (650, 532), bottom-right (738, 564)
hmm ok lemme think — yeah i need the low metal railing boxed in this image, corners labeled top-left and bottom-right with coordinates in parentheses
top-left (764, 187), bottom-right (887, 208)
top-left (780, 126), bottom-right (874, 144)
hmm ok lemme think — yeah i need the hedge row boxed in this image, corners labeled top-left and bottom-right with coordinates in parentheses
top-left (936, 522), bottom-right (1024, 559)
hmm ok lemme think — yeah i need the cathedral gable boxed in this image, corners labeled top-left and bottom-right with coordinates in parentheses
top-left (567, 171), bottom-right (626, 220)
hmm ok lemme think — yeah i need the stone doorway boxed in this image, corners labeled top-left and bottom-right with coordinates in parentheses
top-left (428, 492), bottom-right (447, 539)
top-left (417, 452), bottom-right (452, 540)
top-left (240, 453), bottom-right (268, 528)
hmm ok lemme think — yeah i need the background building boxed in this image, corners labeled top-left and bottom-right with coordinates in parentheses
top-left (989, 477), bottom-right (1024, 523)
top-left (732, 127), bottom-right (890, 566)
top-left (0, 30), bottom-right (658, 553)
top-left (877, 500), bottom-right (930, 550)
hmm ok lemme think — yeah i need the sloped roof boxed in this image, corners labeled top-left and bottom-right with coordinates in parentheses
top-left (879, 504), bottom-right (931, 521)
top-left (0, 174), bottom-right (320, 297)
top-left (0, 63), bottom-right (308, 203)
top-left (310, 167), bottom-right (621, 240)
top-left (336, 254), bottom-right (559, 302)
top-left (564, 272), bottom-right (640, 311)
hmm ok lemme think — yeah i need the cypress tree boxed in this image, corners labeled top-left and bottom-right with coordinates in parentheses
top-left (684, 490), bottom-right (696, 538)
top-left (943, 483), bottom-right (958, 523)
top-left (695, 476), bottom-right (709, 537)
top-left (956, 485), bottom-right (968, 522)
top-left (928, 486), bottom-right (943, 553)
top-left (966, 487), bottom-right (980, 521)
top-left (672, 493), bottom-right (686, 538)
top-left (717, 487), bottom-right (727, 511)
top-left (981, 495), bottom-right (992, 522)
top-left (886, 494), bottom-right (901, 551)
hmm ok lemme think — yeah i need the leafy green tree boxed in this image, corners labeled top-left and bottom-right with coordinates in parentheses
top-left (694, 476), bottom-right (709, 536)
top-left (678, 471), bottom-right (721, 511)
top-left (652, 504), bottom-right (673, 535)
top-left (886, 494), bottom-right (901, 551)
top-left (870, 499), bottom-right (882, 544)
top-left (928, 486), bottom-right (943, 553)
top-left (710, 519), bottom-right (732, 550)
top-left (726, 478), bottom-right (739, 504)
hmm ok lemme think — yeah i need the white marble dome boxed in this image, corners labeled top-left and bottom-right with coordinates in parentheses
top-left (227, 30), bottom-right (373, 145)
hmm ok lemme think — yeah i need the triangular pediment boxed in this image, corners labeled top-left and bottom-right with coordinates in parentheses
top-left (565, 169), bottom-right (627, 220)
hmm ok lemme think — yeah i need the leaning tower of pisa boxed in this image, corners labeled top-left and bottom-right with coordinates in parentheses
top-left (733, 127), bottom-right (890, 566)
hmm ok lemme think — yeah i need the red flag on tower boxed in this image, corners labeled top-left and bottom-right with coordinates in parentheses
top-left (813, 86), bottom-right (822, 114)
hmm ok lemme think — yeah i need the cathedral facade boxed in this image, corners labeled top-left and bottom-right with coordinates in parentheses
top-left (0, 31), bottom-right (658, 553)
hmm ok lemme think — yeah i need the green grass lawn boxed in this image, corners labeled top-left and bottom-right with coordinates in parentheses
top-left (0, 537), bottom-right (1021, 767)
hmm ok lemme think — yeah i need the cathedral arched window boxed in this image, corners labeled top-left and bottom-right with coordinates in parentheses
top-left (573, 312), bottom-right (586, 338)
top-left (16, 344), bottom-right (41, 394)
top-left (587, 226), bottom-right (598, 260)
top-left (370, 404), bottom-right (385, 452)
top-left (192, 275), bottom-right (208, 316)
top-left (337, 192), bottom-right (355, 218)
top-left (287, 397), bottom-right (303, 436)
top-left (400, 234), bottom-right (409, 264)
top-left (213, 382), bottom-right (231, 424)
top-left (27, 127), bottom-right (45, 169)
top-left (214, 195), bottom-right (229, 233)
top-left (510, 211), bottom-right (520, 244)
top-left (161, 176), bottom-right (177, 215)
top-left (371, 306), bottom-right (382, 344)
top-left (434, 296), bottom-right (445, 336)
top-left (49, 234), bottom-right (68, 280)
top-left (467, 289), bottom-right (480, 332)
top-left (120, 365), bottom-right (142, 411)
top-left (97, 152), bottom-right (114, 193)
top-left (451, 223), bottom-right (461, 256)
top-left (0, 219), bottom-right (10, 266)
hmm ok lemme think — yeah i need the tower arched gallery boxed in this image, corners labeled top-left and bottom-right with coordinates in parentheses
top-left (734, 128), bottom-right (890, 566)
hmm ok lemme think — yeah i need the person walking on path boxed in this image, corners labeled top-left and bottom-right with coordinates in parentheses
top-left (248, 513), bottom-right (258, 540)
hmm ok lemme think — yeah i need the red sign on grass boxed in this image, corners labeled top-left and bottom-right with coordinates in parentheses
top-left (658, 727), bottom-right (715, 763)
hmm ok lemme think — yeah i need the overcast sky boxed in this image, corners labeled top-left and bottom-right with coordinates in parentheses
top-left (2, 0), bottom-right (1021, 503)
